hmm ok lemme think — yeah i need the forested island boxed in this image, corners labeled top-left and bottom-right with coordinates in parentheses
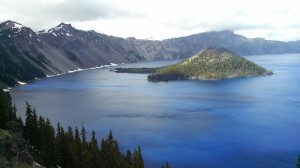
top-left (114, 48), bottom-right (273, 82)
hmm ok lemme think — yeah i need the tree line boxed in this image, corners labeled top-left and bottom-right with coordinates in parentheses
top-left (23, 102), bottom-right (144, 168)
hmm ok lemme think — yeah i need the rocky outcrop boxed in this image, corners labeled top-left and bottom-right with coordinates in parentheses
top-left (0, 121), bottom-right (44, 168)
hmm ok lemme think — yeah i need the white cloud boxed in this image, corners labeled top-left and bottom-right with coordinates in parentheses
top-left (1, 0), bottom-right (300, 41)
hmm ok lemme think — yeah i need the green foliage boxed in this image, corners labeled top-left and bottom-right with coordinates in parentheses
top-left (132, 146), bottom-right (144, 168)
top-left (101, 130), bottom-right (122, 168)
top-left (22, 103), bottom-right (144, 168)
top-left (148, 48), bottom-right (272, 81)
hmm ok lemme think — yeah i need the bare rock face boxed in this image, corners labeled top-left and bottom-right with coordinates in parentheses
top-left (0, 122), bottom-right (44, 168)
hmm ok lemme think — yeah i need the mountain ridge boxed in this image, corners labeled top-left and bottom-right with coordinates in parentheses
top-left (0, 20), bottom-right (299, 87)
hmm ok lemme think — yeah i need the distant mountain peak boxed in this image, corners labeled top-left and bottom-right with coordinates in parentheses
top-left (45, 22), bottom-right (75, 37)
top-left (0, 20), bottom-right (24, 31)
top-left (2, 20), bottom-right (23, 26)
top-left (207, 30), bottom-right (234, 34)
top-left (56, 22), bottom-right (74, 29)
top-left (221, 30), bottom-right (234, 33)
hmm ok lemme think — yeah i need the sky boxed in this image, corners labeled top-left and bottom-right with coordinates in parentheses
top-left (1, 0), bottom-right (300, 41)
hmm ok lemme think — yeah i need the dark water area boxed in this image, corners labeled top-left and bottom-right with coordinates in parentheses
top-left (10, 54), bottom-right (300, 168)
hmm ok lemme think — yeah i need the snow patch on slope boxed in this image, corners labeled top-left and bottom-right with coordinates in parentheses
top-left (17, 81), bottom-right (27, 85)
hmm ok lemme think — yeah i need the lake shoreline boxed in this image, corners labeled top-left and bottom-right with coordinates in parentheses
top-left (2, 63), bottom-right (121, 92)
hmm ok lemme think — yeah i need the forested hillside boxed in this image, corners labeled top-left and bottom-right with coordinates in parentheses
top-left (148, 48), bottom-right (272, 81)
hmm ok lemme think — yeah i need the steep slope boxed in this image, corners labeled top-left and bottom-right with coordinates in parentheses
top-left (0, 123), bottom-right (43, 168)
top-left (148, 48), bottom-right (272, 81)
top-left (0, 20), bottom-right (298, 87)
top-left (0, 21), bottom-right (46, 87)
top-left (36, 23), bottom-right (144, 72)
top-left (0, 20), bottom-right (144, 87)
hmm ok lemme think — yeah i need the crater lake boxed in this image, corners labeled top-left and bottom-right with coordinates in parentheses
top-left (10, 54), bottom-right (300, 168)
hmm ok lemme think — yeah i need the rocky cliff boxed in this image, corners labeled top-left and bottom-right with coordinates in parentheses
top-left (0, 122), bottom-right (44, 168)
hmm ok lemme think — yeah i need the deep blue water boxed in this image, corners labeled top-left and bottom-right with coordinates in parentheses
top-left (10, 54), bottom-right (300, 168)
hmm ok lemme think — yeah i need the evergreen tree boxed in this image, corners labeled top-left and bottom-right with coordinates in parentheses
top-left (37, 116), bottom-right (45, 151)
top-left (11, 104), bottom-right (17, 121)
top-left (81, 125), bottom-right (87, 147)
top-left (56, 125), bottom-right (73, 168)
top-left (39, 118), bottom-right (56, 167)
top-left (137, 146), bottom-right (144, 168)
top-left (88, 130), bottom-right (100, 168)
top-left (132, 146), bottom-right (144, 168)
top-left (125, 150), bottom-right (133, 168)
top-left (74, 126), bottom-right (81, 144)
top-left (73, 126), bottom-right (82, 168)
top-left (44, 118), bottom-right (56, 167)
top-left (32, 108), bottom-right (39, 149)
top-left (67, 126), bottom-right (74, 142)
top-left (89, 130), bottom-right (98, 151)
top-left (80, 125), bottom-right (91, 168)
top-left (0, 89), bottom-right (11, 128)
top-left (101, 130), bottom-right (121, 168)
top-left (56, 122), bottom-right (62, 137)
top-left (24, 102), bottom-right (34, 145)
